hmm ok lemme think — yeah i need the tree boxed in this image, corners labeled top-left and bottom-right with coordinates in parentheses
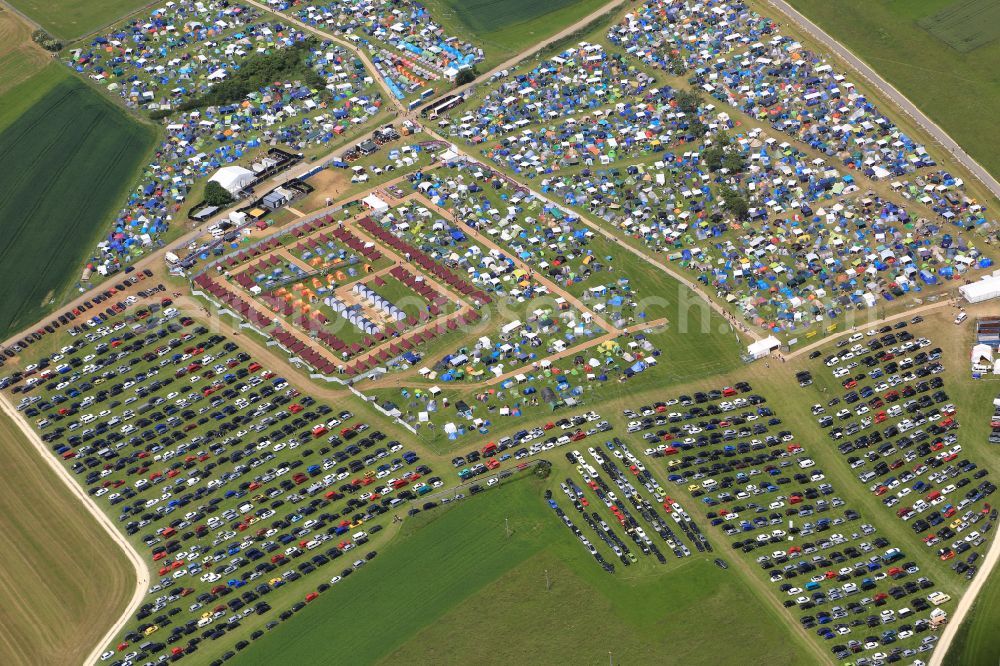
top-left (722, 150), bottom-right (746, 174)
top-left (687, 120), bottom-right (708, 139)
top-left (204, 181), bottom-right (235, 207)
top-left (719, 186), bottom-right (750, 220)
top-left (455, 68), bottom-right (477, 86)
top-left (667, 54), bottom-right (687, 76)
top-left (674, 89), bottom-right (702, 114)
top-left (702, 144), bottom-right (725, 171)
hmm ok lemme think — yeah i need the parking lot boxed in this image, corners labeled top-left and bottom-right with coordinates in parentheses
top-left (1, 292), bottom-right (501, 664)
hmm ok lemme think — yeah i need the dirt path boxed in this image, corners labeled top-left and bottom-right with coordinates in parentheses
top-left (446, 0), bottom-right (628, 100)
top-left (0, 394), bottom-right (150, 665)
top-left (784, 297), bottom-right (958, 360)
top-left (928, 528), bottom-right (1000, 665)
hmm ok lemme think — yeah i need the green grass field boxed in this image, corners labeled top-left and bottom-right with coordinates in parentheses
top-left (0, 69), bottom-right (156, 338)
top-left (6, 0), bottom-right (151, 40)
top-left (423, 0), bottom-right (611, 66)
top-left (942, 557), bottom-right (1000, 665)
top-left (236, 477), bottom-right (814, 666)
top-left (917, 0), bottom-right (1000, 52)
top-left (783, 0), bottom-right (1000, 184)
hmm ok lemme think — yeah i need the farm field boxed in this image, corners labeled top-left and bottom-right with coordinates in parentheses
top-left (423, 0), bottom-right (611, 66)
top-left (237, 477), bottom-right (813, 666)
top-left (6, 0), bottom-right (150, 40)
top-left (0, 73), bottom-right (156, 339)
top-left (0, 8), bottom-right (51, 105)
top-left (0, 408), bottom-right (134, 666)
top-left (784, 0), bottom-right (1000, 182)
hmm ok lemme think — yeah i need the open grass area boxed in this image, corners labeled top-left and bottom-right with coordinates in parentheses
top-left (0, 409), bottom-right (134, 666)
top-left (6, 0), bottom-right (150, 40)
top-left (917, 0), bottom-right (1000, 53)
top-left (0, 71), bottom-right (156, 338)
top-left (941, 558), bottom-right (1000, 665)
top-left (237, 476), bottom-right (813, 666)
top-left (423, 0), bottom-right (611, 66)
top-left (784, 0), bottom-right (1000, 183)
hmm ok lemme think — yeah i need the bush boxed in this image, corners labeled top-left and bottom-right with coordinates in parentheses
top-left (31, 29), bottom-right (61, 52)
top-left (204, 181), bottom-right (235, 207)
top-left (455, 68), bottom-right (477, 86)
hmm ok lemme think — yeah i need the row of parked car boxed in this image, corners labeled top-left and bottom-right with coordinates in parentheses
top-left (810, 332), bottom-right (995, 583)
top-left (0, 267), bottom-right (156, 369)
top-left (619, 381), bottom-right (956, 663)
top-left (3, 302), bottom-right (462, 666)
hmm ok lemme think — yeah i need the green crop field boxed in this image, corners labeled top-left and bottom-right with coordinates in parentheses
top-left (424, 0), bottom-right (611, 66)
top-left (0, 71), bottom-right (155, 338)
top-left (441, 0), bottom-right (583, 36)
top-left (236, 477), bottom-right (813, 666)
top-left (6, 0), bottom-right (151, 40)
top-left (917, 0), bottom-right (1000, 53)
top-left (783, 0), bottom-right (1000, 184)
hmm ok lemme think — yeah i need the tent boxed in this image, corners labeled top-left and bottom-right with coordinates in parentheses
top-left (209, 165), bottom-right (254, 195)
top-left (747, 336), bottom-right (781, 359)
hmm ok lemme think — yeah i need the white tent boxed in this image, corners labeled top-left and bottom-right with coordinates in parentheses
top-left (209, 165), bottom-right (254, 195)
top-left (960, 274), bottom-right (1000, 303)
top-left (362, 193), bottom-right (389, 212)
top-left (747, 335), bottom-right (780, 359)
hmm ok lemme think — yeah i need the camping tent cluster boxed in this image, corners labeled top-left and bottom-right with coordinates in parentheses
top-left (324, 295), bottom-right (379, 335)
top-left (450, 42), bottom-right (661, 169)
top-left (357, 217), bottom-right (492, 305)
top-left (67, 0), bottom-right (383, 275)
top-left (404, 159), bottom-right (993, 336)
top-left (607, 1), bottom-right (940, 182)
top-left (290, 0), bottom-right (483, 98)
top-left (352, 282), bottom-right (407, 321)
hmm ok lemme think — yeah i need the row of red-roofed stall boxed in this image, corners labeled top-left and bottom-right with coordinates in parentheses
top-left (357, 217), bottom-right (491, 305)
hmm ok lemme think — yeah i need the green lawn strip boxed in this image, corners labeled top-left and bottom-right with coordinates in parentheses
top-left (941, 554), bottom-right (1000, 665)
top-left (237, 473), bottom-right (813, 666)
top-left (232, 477), bottom-right (548, 664)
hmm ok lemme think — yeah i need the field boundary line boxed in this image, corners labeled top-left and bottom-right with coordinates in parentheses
top-left (0, 394), bottom-right (149, 664)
